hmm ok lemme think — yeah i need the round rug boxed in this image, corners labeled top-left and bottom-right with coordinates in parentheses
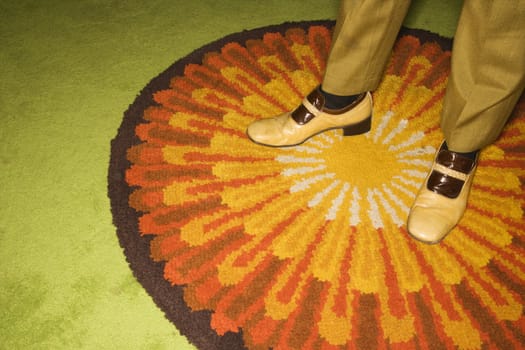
top-left (108, 21), bottom-right (525, 350)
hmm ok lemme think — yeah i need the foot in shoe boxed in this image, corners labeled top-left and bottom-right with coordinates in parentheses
top-left (246, 86), bottom-right (372, 147)
top-left (407, 142), bottom-right (479, 244)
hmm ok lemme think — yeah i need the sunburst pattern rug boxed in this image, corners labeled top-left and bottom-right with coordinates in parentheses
top-left (108, 21), bottom-right (525, 350)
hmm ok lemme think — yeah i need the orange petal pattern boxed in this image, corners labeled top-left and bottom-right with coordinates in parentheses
top-left (113, 23), bottom-right (525, 350)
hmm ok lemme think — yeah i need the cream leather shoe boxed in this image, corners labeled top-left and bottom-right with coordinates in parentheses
top-left (246, 86), bottom-right (372, 147)
top-left (407, 143), bottom-right (478, 244)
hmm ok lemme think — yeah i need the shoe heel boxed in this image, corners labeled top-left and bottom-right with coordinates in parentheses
top-left (342, 116), bottom-right (371, 136)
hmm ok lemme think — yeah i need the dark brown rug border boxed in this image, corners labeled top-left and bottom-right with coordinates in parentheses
top-left (107, 20), bottom-right (452, 350)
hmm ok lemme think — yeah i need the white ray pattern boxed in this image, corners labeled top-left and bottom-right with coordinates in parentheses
top-left (275, 110), bottom-right (434, 228)
top-left (326, 182), bottom-right (351, 220)
top-left (290, 173), bottom-right (336, 193)
top-left (308, 180), bottom-right (341, 207)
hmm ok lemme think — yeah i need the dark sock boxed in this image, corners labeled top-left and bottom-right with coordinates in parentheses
top-left (443, 142), bottom-right (479, 161)
top-left (320, 85), bottom-right (362, 110)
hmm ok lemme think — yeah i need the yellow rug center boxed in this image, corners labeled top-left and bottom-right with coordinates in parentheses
top-left (322, 134), bottom-right (402, 189)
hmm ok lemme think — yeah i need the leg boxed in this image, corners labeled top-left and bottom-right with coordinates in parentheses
top-left (323, 0), bottom-right (411, 95)
top-left (246, 0), bottom-right (411, 147)
top-left (408, 0), bottom-right (525, 244)
top-left (441, 0), bottom-right (525, 152)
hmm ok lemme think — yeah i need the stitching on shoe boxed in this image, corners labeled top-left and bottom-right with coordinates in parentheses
top-left (432, 163), bottom-right (469, 181)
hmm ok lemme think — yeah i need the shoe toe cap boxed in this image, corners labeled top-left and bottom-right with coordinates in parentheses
top-left (407, 206), bottom-right (454, 244)
top-left (246, 119), bottom-right (275, 143)
top-left (246, 114), bottom-right (291, 146)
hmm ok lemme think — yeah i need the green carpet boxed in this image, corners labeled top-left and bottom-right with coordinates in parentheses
top-left (1, 1), bottom-right (462, 348)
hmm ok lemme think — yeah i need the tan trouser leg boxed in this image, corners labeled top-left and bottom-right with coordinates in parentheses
top-left (441, 0), bottom-right (525, 152)
top-left (322, 0), bottom-right (411, 96)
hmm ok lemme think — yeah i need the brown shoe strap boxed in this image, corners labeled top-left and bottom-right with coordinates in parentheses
top-left (291, 87), bottom-right (366, 124)
top-left (427, 148), bottom-right (477, 199)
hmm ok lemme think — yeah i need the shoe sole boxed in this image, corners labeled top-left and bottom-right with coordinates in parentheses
top-left (406, 228), bottom-right (451, 245)
top-left (246, 115), bottom-right (372, 148)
